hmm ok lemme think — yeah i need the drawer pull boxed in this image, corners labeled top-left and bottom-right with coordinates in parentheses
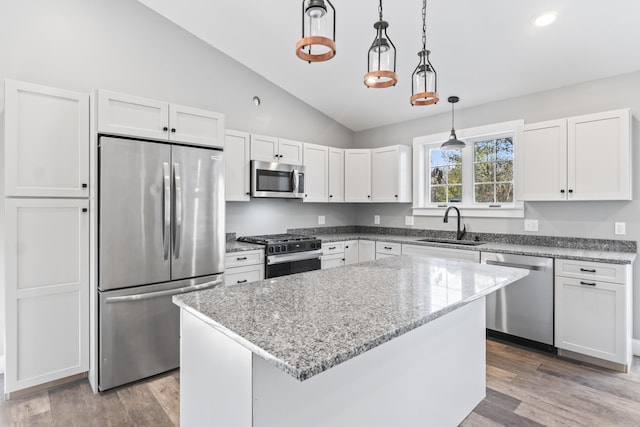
top-left (237, 279), bottom-right (248, 284)
top-left (329, 246), bottom-right (336, 250)
top-left (580, 281), bottom-right (596, 286)
top-left (580, 268), bottom-right (596, 273)
top-left (384, 246), bottom-right (393, 250)
top-left (236, 257), bottom-right (248, 261)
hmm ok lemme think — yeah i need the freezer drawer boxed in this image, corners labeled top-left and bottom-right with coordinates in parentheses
top-left (98, 275), bottom-right (221, 391)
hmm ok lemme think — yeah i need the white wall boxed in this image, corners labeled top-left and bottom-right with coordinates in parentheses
top-left (0, 0), bottom-right (356, 368)
top-left (354, 71), bottom-right (640, 340)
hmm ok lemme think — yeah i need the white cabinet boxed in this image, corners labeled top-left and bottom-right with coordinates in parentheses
top-left (97, 89), bottom-right (225, 148)
top-left (344, 241), bottom-right (359, 265)
top-left (403, 244), bottom-right (480, 263)
top-left (376, 241), bottom-right (401, 259)
top-left (371, 145), bottom-right (412, 203)
top-left (344, 149), bottom-right (372, 202)
top-left (555, 259), bottom-right (632, 369)
top-left (224, 250), bottom-right (265, 286)
top-left (4, 80), bottom-right (89, 198)
top-left (517, 109), bottom-right (631, 201)
top-left (4, 198), bottom-right (89, 393)
top-left (328, 148), bottom-right (345, 203)
top-left (225, 130), bottom-right (251, 202)
top-left (321, 242), bottom-right (345, 270)
top-left (250, 134), bottom-right (303, 165)
top-left (358, 240), bottom-right (376, 262)
top-left (303, 143), bottom-right (329, 202)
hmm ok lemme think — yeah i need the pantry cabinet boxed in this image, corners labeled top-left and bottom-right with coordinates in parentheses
top-left (517, 109), bottom-right (631, 201)
top-left (250, 134), bottom-right (303, 165)
top-left (97, 90), bottom-right (224, 148)
top-left (225, 130), bottom-right (251, 202)
top-left (303, 143), bottom-right (329, 202)
top-left (344, 149), bottom-right (372, 202)
top-left (371, 145), bottom-right (412, 203)
top-left (328, 148), bottom-right (345, 203)
top-left (4, 80), bottom-right (89, 198)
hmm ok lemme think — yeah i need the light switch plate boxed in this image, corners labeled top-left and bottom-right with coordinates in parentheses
top-left (524, 219), bottom-right (538, 232)
top-left (374, 215), bottom-right (380, 225)
top-left (615, 222), bottom-right (626, 235)
top-left (405, 216), bottom-right (414, 226)
top-left (318, 215), bottom-right (325, 225)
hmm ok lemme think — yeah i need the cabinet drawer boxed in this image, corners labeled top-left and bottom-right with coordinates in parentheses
top-left (321, 253), bottom-right (345, 270)
top-left (225, 250), bottom-right (264, 268)
top-left (225, 264), bottom-right (264, 286)
top-left (376, 241), bottom-right (401, 256)
top-left (555, 259), bottom-right (627, 284)
top-left (322, 242), bottom-right (345, 255)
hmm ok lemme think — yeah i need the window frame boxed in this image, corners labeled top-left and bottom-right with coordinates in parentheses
top-left (412, 120), bottom-right (525, 218)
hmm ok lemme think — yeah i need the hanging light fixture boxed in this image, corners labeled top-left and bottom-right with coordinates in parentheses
top-left (441, 96), bottom-right (466, 149)
top-left (410, 0), bottom-right (438, 106)
top-left (295, 0), bottom-right (336, 63)
top-left (364, 0), bottom-right (397, 88)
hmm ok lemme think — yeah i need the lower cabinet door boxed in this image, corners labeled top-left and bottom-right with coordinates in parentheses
top-left (225, 264), bottom-right (265, 286)
top-left (358, 240), bottom-right (376, 263)
top-left (555, 276), bottom-right (626, 363)
top-left (4, 198), bottom-right (89, 394)
top-left (344, 241), bottom-right (359, 265)
top-left (321, 254), bottom-right (345, 270)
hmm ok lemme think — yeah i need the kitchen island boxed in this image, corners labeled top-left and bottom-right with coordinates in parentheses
top-left (173, 255), bottom-right (529, 427)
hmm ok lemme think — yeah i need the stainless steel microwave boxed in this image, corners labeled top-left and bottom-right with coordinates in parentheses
top-left (251, 160), bottom-right (305, 199)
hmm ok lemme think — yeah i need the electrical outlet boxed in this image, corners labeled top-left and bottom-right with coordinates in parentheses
top-left (318, 215), bottom-right (325, 225)
top-left (405, 216), bottom-right (414, 226)
top-left (615, 222), bottom-right (626, 235)
top-left (524, 219), bottom-right (538, 232)
top-left (374, 215), bottom-right (380, 225)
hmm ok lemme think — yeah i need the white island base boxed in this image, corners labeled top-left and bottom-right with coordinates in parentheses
top-left (180, 298), bottom-right (486, 427)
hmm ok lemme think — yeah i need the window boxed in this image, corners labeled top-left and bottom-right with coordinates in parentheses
top-left (413, 120), bottom-right (524, 218)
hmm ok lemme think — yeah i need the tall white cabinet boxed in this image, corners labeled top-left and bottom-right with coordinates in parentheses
top-left (225, 130), bottom-right (251, 202)
top-left (328, 148), bottom-right (345, 203)
top-left (3, 80), bottom-right (90, 394)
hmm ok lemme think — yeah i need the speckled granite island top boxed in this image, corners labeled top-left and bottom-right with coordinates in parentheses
top-left (173, 255), bottom-right (529, 381)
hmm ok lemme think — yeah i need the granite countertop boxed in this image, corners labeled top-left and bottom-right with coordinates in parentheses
top-left (174, 255), bottom-right (528, 381)
top-left (315, 233), bottom-right (636, 265)
top-left (225, 240), bottom-right (264, 253)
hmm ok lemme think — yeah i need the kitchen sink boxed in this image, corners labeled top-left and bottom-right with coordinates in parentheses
top-left (416, 238), bottom-right (484, 246)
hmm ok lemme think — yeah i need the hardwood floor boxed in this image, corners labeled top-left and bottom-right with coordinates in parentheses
top-left (1, 340), bottom-right (638, 426)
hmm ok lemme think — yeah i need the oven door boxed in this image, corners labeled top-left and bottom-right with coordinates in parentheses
top-left (251, 160), bottom-right (305, 198)
top-left (266, 250), bottom-right (322, 278)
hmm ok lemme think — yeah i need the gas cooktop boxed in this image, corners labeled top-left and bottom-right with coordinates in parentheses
top-left (237, 234), bottom-right (317, 245)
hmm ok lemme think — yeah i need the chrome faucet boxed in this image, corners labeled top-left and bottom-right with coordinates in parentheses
top-left (443, 206), bottom-right (466, 240)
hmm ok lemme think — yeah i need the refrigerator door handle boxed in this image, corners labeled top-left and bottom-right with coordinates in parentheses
top-left (162, 162), bottom-right (171, 260)
top-left (104, 278), bottom-right (223, 304)
top-left (173, 162), bottom-right (183, 259)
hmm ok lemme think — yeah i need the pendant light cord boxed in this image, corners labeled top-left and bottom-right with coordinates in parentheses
top-left (378, 0), bottom-right (383, 21)
top-left (421, 0), bottom-right (427, 51)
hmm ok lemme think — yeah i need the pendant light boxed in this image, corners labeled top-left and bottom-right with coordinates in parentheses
top-left (295, 0), bottom-right (336, 63)
top-left (410, 0), bottom-right (438, 106)
top-left (441, 96), bottom-right (466, 149)
top-left (364, 0), bottom-right (397, 88)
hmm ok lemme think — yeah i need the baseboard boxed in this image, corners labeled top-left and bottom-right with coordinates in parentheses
top-left (633, 339), bottom-right (640, 357)
top-left (0, 355), bottom-right (4, 375)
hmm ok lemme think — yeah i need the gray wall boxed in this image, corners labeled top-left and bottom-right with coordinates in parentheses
top-left (0, 0), bottom-right (356, 365)
top-left (354, 71), bottom-right (640, 341)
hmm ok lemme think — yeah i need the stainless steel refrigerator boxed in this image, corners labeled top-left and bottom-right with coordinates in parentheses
top-left (98, 136), bottom-right (224, 391)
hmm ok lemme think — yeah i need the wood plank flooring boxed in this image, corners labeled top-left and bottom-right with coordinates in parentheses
top-left (1, 340), bottom-right (638, 426)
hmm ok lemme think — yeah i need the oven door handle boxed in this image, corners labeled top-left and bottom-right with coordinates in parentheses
top-left (267, 249), bottom-right (323, 265)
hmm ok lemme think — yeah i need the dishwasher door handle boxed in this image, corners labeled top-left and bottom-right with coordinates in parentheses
top-left (485, 259), bottom-right (544, 271)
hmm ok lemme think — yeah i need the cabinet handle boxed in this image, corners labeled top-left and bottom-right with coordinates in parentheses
top-left (279, 154), bottom-right (283, 158)
top-left (274, 154), bottom-right (279, 158)
top-left (237, 279), bottom-right (248, 284)
top-left (395, 195), bottom-right (398, 198)
top-left (236, 256), bottom-right (247, 261)
top-left (329, 246), bottom-right (336, 250)
top-left (384, 246), bottom-right (392, 250)
top-left (82, 208), bottom-right (88, 213)
top-left (580, 281), bottom-right (596, 286)
top-left (305, 194), bottom-right (308, 197)
top-left (568, 189), bottom-right (573, 193)
top-left (246, 192), bottom-right (250, 195)
top-left (171, 128), bottom-right (176, 133)
top-left (329, 195), bottom-right (333, 198)
top-left (342, 258), bottom-right (345, 261)
top-left (560, 189), bottom-right (565, 193)
top-left (163, 126), bottom-right (168, 132)
top-left (367, 195), bottom-right (371, 198)
top-left (82, 183), bottom-right (88, 188)
top-left (580, 268), bottom-right (596, 273)
top-left (345, 246), bottom-right (349, 248)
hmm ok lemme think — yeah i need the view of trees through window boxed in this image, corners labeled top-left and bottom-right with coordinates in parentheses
top-left (430, 149), bottom-right (462, 203)
top-left (474, 137), bottom-right (514, 203)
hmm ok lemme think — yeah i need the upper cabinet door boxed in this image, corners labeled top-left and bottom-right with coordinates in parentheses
top-left (344, 149), bottom-right (372, 202)
top-left (278, 139), bottom-right (304, 165)
top-left (169, 104), bottom-right (225, 148)
top-left (328, 148), bottom-right (345, 203)
top-left (567, 109), bottom-right (631, 201)
top-left (225, 130), bottom-right (251, 202)
top-left (250, 134), bottom-right (279, 162)
top-left (371, 145), bottom-right (412, 203)
top-left (97, 89), bottom-right (169, 141)
top-left (303, 143), bottom-right (329, 203)
top-left (4, 80), bottom-right (90, 198)
top-left (516, 119), bottom-right (567, 201)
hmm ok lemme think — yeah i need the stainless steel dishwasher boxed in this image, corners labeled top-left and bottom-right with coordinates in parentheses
top-left (481, 252), bottom-right (554, 350)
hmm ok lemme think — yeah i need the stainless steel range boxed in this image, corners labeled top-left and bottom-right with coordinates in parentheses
top-left (237, 234), bottom-right (322, 278)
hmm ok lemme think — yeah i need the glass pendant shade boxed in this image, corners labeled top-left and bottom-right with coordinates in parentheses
top-left (410, 50), bottom-right (439, 105)
top-left (296, 0), bottom-right (336, 63)
top-left (364, 20), bottom-right (397, 88)
top-left (441, 96), bottom-right (466, 149)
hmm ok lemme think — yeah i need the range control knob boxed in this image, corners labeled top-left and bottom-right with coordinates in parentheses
top-left (268, 247), bottom-right (274, 253)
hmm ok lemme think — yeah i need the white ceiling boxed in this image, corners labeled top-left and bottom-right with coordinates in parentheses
top-left (137, 0), bottom-right (640, 132)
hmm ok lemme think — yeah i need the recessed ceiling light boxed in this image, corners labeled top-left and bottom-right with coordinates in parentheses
top-left (534, 11), bottom-right (557, 27)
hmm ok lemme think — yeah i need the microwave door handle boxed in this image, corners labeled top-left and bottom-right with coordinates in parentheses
top-left (162, 162), bottom-right (171, 260)
top-left (292, 170), bottom-right (299, 193)
top-left (173, 162), bottom-right (182, 259)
